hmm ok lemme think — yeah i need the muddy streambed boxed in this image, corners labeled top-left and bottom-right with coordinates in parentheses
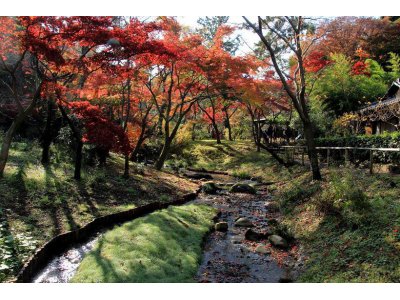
top-left (31, 172), bottom-right (299, 283)
top-left (191, 174), bottom-right (296, 283)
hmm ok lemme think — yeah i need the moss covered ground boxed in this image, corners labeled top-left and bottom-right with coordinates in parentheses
top-left (71, 204), bottom-right (216, 283)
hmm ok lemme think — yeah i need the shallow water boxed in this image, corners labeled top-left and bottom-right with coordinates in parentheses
top-left (193, 188), bottom-right (289, 282)
top-left (32, 233), bottom-right (101, 283)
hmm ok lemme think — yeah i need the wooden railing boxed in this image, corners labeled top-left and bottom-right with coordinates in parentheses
top-left (266, 145), bottom-right (400, 174)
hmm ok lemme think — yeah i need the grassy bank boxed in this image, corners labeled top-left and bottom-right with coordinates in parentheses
top-left (171, 139), bottom-right (400, 282)
top-left (71, 204), bottom-right (216, 283)
top-left (168, 139), bottom-right (302, 183)
top-left (277, 169), bottom-right (400, 282)
top-left (0, 139), bottom-right (198, 282)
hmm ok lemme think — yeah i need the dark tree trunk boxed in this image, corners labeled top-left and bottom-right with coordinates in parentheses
top-left (0, 126), bottom-right (16, 178)
top-left (192, 123), bottom-right (196, 141)
top-left (258, 143), bottom-right (290, 167)
top-left (157, 104), bottom-right (166, 136)
top-left (256, 122), bottom-right (261, 152)
top-left (303, 122), bottom-right (322, 180)
top-left (130, 136), bottom-right (145, 162)
top-left (58, 104), bottom-right (83, 180)
top-left (41, 141), bottom-right (51, 165)
top-left (0, 83), bottom-right (42, 178)
top-left (123, 154), bottom-right (129, 178)
top-left (155, 137), bottom-right (172, 170)
top-left (224, 109), bottom-right (233, 141)
top-left (212, 121), bottom-right (221, 144)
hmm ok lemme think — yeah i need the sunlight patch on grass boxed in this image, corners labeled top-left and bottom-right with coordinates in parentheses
top-left (71, 204), bottom-right (216, 283)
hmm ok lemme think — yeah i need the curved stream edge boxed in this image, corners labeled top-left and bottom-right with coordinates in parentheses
top-left (13, 187), bottom-right (201, 283)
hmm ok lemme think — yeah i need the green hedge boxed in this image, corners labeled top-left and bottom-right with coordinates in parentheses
top-left (315, 132), bottom-right (400, 164)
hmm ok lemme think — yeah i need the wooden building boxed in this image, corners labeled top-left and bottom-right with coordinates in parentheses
top-left (357, 78), bottom-right (400, 134)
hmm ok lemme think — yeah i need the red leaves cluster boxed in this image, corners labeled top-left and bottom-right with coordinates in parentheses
top-left (68, 101), bottom-right (131, 155)
top-left (351, 60), bottom-right (370, 76)
top-left (304, 51), bottom-right (331, 73)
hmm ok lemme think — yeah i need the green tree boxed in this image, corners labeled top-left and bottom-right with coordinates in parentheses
top-left (313, 54), bottom-right (387, 116)
top-left (197, 16), bottom-right (241, 54)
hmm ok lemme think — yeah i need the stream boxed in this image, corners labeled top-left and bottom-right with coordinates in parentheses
top-left (32, 233), bottom-right (102, 283)
top-left (191, 174), bottom-right (295, 283)
top-left (32, 171), bottom-right (299, 283)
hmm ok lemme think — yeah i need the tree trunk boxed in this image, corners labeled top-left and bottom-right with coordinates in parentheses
top-left (0, 83), bottom-right (42, 178)
top-left (157, 104), bottom-right (166, 136)
top-left (256, 122), bottom-right (261, 152)
top-left (123, 154), bottom-right (129, 178)
top-left (0, 126), bottom-right (15, 178)
top-left (155, 137), bottom-right (172, 170)
top-left (258, 143), bottom-right (290, 167)
top-left (130, 136), bottom-right (145, 162)
top-left (212, 121), bottom-right (221, 144)
top-left (41, 140), bottom-right (51, 165)
top-left (192, 123), bottom-right (196, 141)
top-left (224, 109), bottom-right (233, 141)
top-left (227, 121), bottom-right (233, 141)
top-left (58, 104), bottom-right (83, 180)
top-left (303, 122), bottom-right (322, 180)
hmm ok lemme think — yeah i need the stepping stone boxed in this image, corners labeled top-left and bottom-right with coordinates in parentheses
top-left (215, 222), bottom-right (228, 232)
top-left (234, 217), bottom-right (254, 227)
top-left (245, 229), bottom-right (266, 241)
top-left (230, 183), bottom-right (256, 194)
top-left (203, 181), bottom-right (218, 194)
top-left (268, 235), bottom-right (289, 249)
top-left (255, 244), bottom-right (271, 254)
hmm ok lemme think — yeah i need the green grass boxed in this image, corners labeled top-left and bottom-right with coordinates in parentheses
top-left (277, 169), bottom-right (400, 282)
top-left (168, 139), bottom-right (298, 183)
top-left (0, 138), bottom-right (198, 282)
top-left (71, 204), bottom-right (216, 283)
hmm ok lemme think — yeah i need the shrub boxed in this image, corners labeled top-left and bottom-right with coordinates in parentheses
top-left (316, 172), bottom-right (371, 227)
top-left (231, 170), bottom-right (251, 180)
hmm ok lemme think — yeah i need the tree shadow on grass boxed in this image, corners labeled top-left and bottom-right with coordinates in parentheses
top-left (73, 206), bottom-right (212, 282)
top-left (44, 165), bottom-right (79, 233)
top-left (293, 206), bottom-right (400, 282)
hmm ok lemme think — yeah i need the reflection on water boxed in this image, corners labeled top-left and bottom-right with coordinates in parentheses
top-left (33, 234), bottom-right (101, 283)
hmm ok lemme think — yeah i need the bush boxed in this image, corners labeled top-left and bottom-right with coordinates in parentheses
top-left (316, 172), bottom-right (371, 227)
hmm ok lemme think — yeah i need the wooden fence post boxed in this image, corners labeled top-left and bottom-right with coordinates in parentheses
top-left (327, 149), bottom-right (330, 167)
top-left (345, 148), bottom-right (349, 166)
top-left (369, 150), bottom-right (373, 174)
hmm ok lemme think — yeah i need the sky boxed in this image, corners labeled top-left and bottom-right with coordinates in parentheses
top-left (177, 16), bottom-right (261, 56)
